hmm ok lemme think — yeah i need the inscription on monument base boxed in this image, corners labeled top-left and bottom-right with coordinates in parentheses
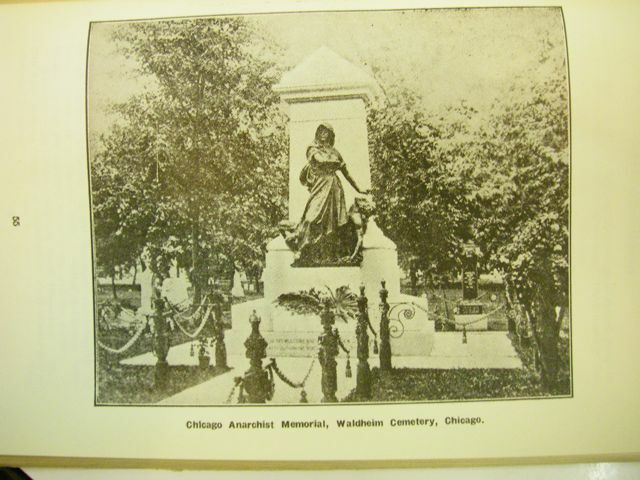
top-left (264, 333), bottom-right (356, 357)
top-left (457, 303), bottom-right (484, 315)
top-left (454, 302), bottom-right (487, 331)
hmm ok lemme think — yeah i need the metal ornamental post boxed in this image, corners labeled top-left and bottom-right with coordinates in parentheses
top-left (242, 310), bottom-right (272, 403)
top-left (379, 280), bottom-right (392, 372)
top-left (355, 285), bottom-right (371, 399)
top-left (212, 289), bottom-right (227, 369)
top-left (318, 302), bottom-right (339, 403)
top-left (151, 274), bottom-right (170, 389)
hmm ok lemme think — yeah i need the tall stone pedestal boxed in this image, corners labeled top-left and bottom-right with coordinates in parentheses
top-left (274, 46), bottom-right (378, 222)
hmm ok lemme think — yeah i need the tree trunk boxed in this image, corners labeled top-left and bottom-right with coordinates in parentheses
top-left (503, 275), bottom-right (514, 310)
top-left (191, 73), bottom-right (205, 307)
top-left (409, 263), bottom-right (417, 296)
top-left (191, 219), bottom-right (202, 306)
top-left (503, 276), bottom-right (517, 334)
top-left (111, 273), bottom-right (118, 300)
top-left (530, 298), bottom-right (562, 393)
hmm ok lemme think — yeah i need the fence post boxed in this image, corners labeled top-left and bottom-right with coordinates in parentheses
top-left (318, 302), bottom-right (339, 403)
top-left (197, 337), bottom-right (210, 370)
top-left (151, 274), bottom-right (170, 389)
top-left (212, 290), bottom-right (228, 369)
top-left (355, 285), bottom-right (371, 399)
top-left (242, 310), bottom-right (272, 403)
top-left (379, 280), bottom-right (392, 372)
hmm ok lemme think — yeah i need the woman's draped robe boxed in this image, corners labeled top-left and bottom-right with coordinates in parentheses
top-left (294, 141), bottom-right (349, 258)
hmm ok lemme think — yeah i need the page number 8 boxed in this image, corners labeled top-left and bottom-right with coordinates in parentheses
top-left (12, 216), bottom-right (20, 226)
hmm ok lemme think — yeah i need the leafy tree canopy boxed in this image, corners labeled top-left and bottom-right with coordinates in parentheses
top-left (368, 33), bottom-right (569, 390)
top-left (91, 17), bottom-right (287, 290)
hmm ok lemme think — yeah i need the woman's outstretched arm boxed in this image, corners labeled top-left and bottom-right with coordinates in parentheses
top-left (340, 163), bottom-right (369, 194)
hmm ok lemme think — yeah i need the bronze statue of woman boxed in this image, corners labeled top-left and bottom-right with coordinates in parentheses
top-left (287, 123), bottom-right (368, 263)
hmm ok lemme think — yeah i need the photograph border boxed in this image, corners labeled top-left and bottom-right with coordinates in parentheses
top-left (85, 5), bottom-right (574, 408)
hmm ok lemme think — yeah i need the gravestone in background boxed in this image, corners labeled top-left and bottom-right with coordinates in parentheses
top-left (455, 241), bottom-right (487, 331)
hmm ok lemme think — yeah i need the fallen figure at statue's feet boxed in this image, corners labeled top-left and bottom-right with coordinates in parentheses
top-left (278, 196), bottom-right (373, 267)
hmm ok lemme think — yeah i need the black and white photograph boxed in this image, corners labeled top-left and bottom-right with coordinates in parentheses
top-left (87, 7), bottom-right (571, 406)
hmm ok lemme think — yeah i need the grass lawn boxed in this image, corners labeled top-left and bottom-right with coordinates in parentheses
top-left (349, 282), bottom-right (570, 402)
top-left (344, 332), bottom-right (571, 402)
top-left (95, 283), bottom-right (571, 404)
top-left (95, 283), bottom-right (240, 404)
top-left (348, 367), bottom-right (545, 403)
top-left (94, 280), bottom-right (270, 405)
top-left (96, 362), bottom-right (230, 405)
top-left (96, 321), bottom-right (231, 405)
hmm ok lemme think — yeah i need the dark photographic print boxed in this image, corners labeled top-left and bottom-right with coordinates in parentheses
top-left (87, 7), bottom-right (570, 406)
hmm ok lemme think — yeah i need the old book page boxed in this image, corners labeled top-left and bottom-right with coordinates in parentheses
top-left (0, 0), bottom-right (638, 468)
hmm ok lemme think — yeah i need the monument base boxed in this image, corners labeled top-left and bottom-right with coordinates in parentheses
top-left (250, 218), bottom-right (434, 357)
top-left (230, 298), bottom-right (433, 357)
top-left (264, 312), bottom-right (357, 357)
top-left (263, 218), bottom-right (403, 310)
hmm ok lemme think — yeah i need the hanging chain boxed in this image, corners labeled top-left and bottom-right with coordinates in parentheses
top-left (97, 317), bottom-right (150, 355)
top-left (268, 358), bottom-right (316, 389)
top-left (226, 377), bottom-right (243, 404)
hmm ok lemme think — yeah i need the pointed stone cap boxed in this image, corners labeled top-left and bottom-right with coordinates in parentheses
top-left (274, 46), bottom-right (379, 104)
top-left (362, 217), bottom-right (397, 250)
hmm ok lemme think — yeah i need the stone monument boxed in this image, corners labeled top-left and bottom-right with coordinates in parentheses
top-left (232, 46), bottom-right (433, 357)
top-left (275, 46), bottom-right (375, 223)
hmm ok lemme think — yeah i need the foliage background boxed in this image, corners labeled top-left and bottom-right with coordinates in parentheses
top-left (88, 8), bottom-right (569, 392)
top-left (88, 8), bottom-right (567, 282)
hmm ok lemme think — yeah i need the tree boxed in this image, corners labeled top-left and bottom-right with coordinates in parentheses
top-left (367, 32), bottom-right (570, 392)
top-left (368, 88), bottom-right (476, 287)
top-left (465, 35), bottom-right (570, 392)
top-left (92, 121), bottom-right (165, 297)
top-left (91, 17), bottom-right (287, 301)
